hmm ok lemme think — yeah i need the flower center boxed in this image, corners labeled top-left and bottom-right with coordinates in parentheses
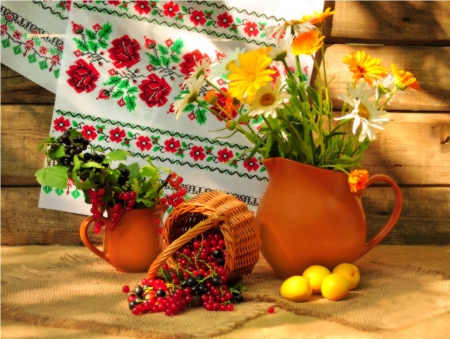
top-left (358, 103), bottom-right (370, 120)
top-left (260, 93), bottom-right (275, 106)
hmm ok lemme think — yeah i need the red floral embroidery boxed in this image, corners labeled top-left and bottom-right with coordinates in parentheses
top-left (53, 117), bottom-right (70, 132)
top-left (39, 46), bottom-right (48, 55)
top-left (0, 24), bottom-right (7, 36)
top-left (108, 68), bottom-right (116, 76)
top-left (108, 0), bottom-right (120, 5)
top-left (163, 1), bottom-right (180, 18)
top-left (269, 66), bottom-right (281, 83)
top-left (51, 55), bottom-right (60, 66)
top-left (138, 73), bottom-right (172, 108)
top-left (165, 39), bottom-right (173, 47)
top-left (189, 146), bottom-right (206, 161)
top-left (66, 59), bottom-right (100, 93)
top-left (134, 1), bottom-right (150, 15)
top-left (188, 112), bottom-right (196, 120)
top-left (118, 98), bottom-right (126, 107)
top-left (96, 89), bottom-right (110, 100)
top-left (190, 10), bottom-right (206, 26)
top-left (244, 22), bottom-right (259, 37)
top-left (217, 13), bottom-right (233, 28)
top-left (6, 14), bottom-right (13, 21)
top-left (93, 23), bottom-right (102, 32)
top-left (146, 64), bottom-right (155, 72)
top-left (71, 21), bottom-right (84, 35)
top-left (74, 49), bottom-right (82, 57)
top-left (217, 148), bottom-right (233, 162)
top-left (179, 50), bottom-right (209, 76)
top-left (164, 137), bottom-right (181, 153)
top-left (108, 35), bottom-right (141, 69)
top-left (243, 157), bottom-right (260, 171)
top-left (58, 45), bottom-right (64, 51)
top-left (109, 127), bottom-right (126, 142)
top-left (145, 37), bottom-right (157, 49)
top-left (13, 31), bottom-right (22, 39)
top-left (81, 125), bottom-right (98, 140)
top-left (136, 136), bottom-right (152, 151)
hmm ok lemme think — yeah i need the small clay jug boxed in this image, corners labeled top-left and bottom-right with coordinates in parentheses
top-left (256, 158), bottom-right (402, 280)
top-left (80, 204), bottom-right (168, 273)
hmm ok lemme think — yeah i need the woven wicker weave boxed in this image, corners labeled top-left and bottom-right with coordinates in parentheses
top-left (148, 190), bottom-right (261, 283)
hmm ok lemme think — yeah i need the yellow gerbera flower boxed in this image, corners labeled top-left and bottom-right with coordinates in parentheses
top-left (291, 29), bottom-right (325, 56)
top-left (348, 169), bottom-right (369, 193)
top-left (391, 64), bottom-right (420, 91)
top-left (343, 51), bottom-right (388, 86)
top-left (227, 50), bottom-right (276, 103)
top-left (300, 7), bottom-right (335, 25)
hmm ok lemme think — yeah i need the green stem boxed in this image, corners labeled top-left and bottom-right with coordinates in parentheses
top-left (261, 116), bottom-right (289, 157)
top-left (205, 79), bottom-right (228, 97)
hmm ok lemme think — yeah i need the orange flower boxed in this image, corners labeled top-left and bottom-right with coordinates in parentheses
top-left (348, 169), bottom-right (369, 193)
top-left (391, 64), bottom-right (420, 91)
top-left (291, 29), bottom-right (325, 56)
top-left (300, 7), bottom-right (335, 25)
top-left (224, 92), bottom-right (239, 118)
top-left (204, 89), bottom-right (217, 105)
top-left (343, 51), bottom-right (388, 86)
top-left (257, 46), bottom-right (273, 57)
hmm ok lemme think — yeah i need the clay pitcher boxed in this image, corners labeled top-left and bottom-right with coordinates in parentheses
top-left (256, 157), bottom-right (402, 280)
top-left (80, 204), bottom-right (168, 273)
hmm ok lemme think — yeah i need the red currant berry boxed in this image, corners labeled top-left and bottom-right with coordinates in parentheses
top-left (268, 306), bottom-right (275, 313)
top-left (122, 285), bottom-right (130, 293)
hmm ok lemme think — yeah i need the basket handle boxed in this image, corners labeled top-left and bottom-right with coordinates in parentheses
top-left (147, 214), bottom-right (229, 278)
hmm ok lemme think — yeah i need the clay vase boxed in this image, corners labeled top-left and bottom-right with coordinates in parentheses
top-left (80, 204), bottom-right (168, 273)
top-left (256, 158), bottom-right (402, 280)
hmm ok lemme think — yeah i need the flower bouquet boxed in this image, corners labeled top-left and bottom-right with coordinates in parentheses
top-left (172, 7), bottom-right (419, 191)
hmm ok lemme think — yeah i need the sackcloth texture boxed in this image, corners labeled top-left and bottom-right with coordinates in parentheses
top-left (2, 245), bottom-right (449, 338)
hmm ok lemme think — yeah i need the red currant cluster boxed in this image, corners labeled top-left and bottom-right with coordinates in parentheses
top-left (123, 230), bottom-right (245, 316)
top-left (159, 172), bottom-right (187, 208)
top-left (88, 188), bottom-right (106, 234)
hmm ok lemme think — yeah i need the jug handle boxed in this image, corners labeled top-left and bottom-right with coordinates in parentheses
top-left (358, 174), bottom-right (403, 256)
top-left (79, 215), bottom-right (110, 262)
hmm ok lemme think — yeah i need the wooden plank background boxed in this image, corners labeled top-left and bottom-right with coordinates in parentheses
top-left (1, 1), bottom-right (449, 246)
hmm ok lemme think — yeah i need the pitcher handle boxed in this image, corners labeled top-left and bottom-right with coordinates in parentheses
top-left (79, 215), bottom-right (110, 262)
top-left (359, 174), bottom-right (403, 256)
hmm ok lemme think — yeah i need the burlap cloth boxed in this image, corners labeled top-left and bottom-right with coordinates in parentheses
top-left (2, 245), bottom-right (450, 339)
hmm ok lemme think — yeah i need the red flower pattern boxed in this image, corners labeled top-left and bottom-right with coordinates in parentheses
top-left (39, 46), bottom-right (48, 55)
top-left (53, 117), bottom-right (70, 132)
top-left (13, 31), bottom-right (22, 39)
top-left (145, 38), bottom-right (157, 49)
top-left (190, 10), bottom-right (206, 26)
top-left (136, 136), bottom-right (152, 151)
top-left (243, 157), bottom-right (260, 171)
top-left (0, 24), bottom-right (7, 36)
top-left (81, 125), bottom-right (98, 140)
top-left (71, 21), bottom-right (84, 34)
top-left (179, 50), bottom-right (209, 76)
top-left (108, 0), bottom-right (120, 5)
top-left (134, 1), bottom-right (150, 15)
top-left (217, 148), bottom-right (233, 162)
top-left (109, 127), bottom-right (126, 142)
top-left (93, 23), bottom-right (102, 32)
top-left (66, 59), bottom-right (100, 93)
top-left (243, 22), bottom-right (259, 37)
top-left (108, 35), bottom-right (141, 69)
top-left (217, 13), bottom-right (233, 28)
top-left (138, 73), bottom-right (172, 108)
top-left (164, 137), bottom-right (181, 153)
top-left (189, 145), bottom-right (206, 161)
top-left (163, 1), bottom-right (180, 18)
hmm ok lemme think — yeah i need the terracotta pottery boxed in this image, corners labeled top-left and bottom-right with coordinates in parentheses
top-left (256, 158), bottom-right (402, 280)
top-left (80, 204), bottom-right (168, 273)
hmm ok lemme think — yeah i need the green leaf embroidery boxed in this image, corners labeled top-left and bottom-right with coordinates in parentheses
top-left (118, 79), bottom-right (130, 89)
top-left (182, 5), bottom-right (188, 12)
top-left (127, 86), bottom-right (138, 94)
top-left (104, 75), bottom-right (121, 86)
top-left (98, 39), bottom-right (108, 49)
top-left (206, 156), bottom-right (214, 162)
top-left (121, 140), bottom-right (131, 148)
top-left (158, 44), bottom-right (169, 55)
top-left (85, 29), bottom-right (97, 40)
top-left (74, 38), bottom-right (89, 52)
top-left (124, 95), bottom-right (137, 112)
top-left (183, 103), bottom-right (195, 112)
top-left (88, 41), bottom-right (99, 53)
top-left (98, 135), bottom-right (105, 141)
top-left (98, 22), bottom-right (113, 41)
top-left (235, 17), bottom-right (242, 24)
top-left (195, 108), bottom-right (207, 126)
top-left (112, 89), bottom-right (124, 99)
top-left (170, 39), bottom-right (184, 54)
top-left (35, 165), bottom-right (69, 189)
top-left (33, 37), bottom-right (41, 47)
top-left (71, 190), bottom-right (81, 199)
top-left (42, 185), bottom-right (52, 194)
top-left (181, 141), bottom-right (188, 148)
top-left (127, 131), bottom-right (134, 138)
top-left (161, 56), bottom-right (170, 67)
top-left (151, 9), bottom-right (159, 15)
top-left (206, 21), bottom-right (213, 27)
top-left (12, 45), bottom-right (21, 55)
top-left (170, 54), bottom-right (180, 63)
top-left (55, 188), bottom-right (64, 196)
top-left (153, 146), bottom-right (160, 152)
top-left (72, 120), bottom-right (79, 127)
top-left (147, 53), bottom-right (161, 66)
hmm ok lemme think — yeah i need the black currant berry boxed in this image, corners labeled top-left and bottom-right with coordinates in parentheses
top-left (98, 154), bottom-right (105, 163)
top-left (84, 153), bottom-right (91, 161)
top-left (117, 175), bottom-right (127, 185)
top-left (211, 277), bottom-right (222, 286)
top-left (129, 300), bottom-right (137, 310)
top-left (191, 285), bottom-right (199, 295)
top-left (121, 168), bottom-right (130, 177)
top-left (156, 289), bottom-right (166, 298)
top-left (135, 285), bottom-right (144, 297)
top-left (198, 283), bottom-right (207, 294)
top-left (212, 249), bottom-right (223, 258)
top-left (216, 258), bottom-right (225, 266)
top-left (235, 294), bottom-right (244, 303)
top-left (196, 274), bottom-right (205, 281)
top-left (185, 277), bottom-right (197, 287)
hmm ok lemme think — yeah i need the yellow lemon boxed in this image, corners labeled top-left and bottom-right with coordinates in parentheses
top-left (280, 276), bottom-right (312, 302)
top-left (302, 265), bottom-right (331, 295)
top-left (321, 274), bottom-right (351, 301)
top-left (332, 263), bottom-right (360, 290)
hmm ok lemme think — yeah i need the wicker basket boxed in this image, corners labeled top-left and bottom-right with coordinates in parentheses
top-left (147, 190), bottom-right (261, 283)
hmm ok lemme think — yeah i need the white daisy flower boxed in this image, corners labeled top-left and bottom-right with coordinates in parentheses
top-left (265, 20), bottom-right (315, 42)
top-left (246, 78), bottom-right (291, 119)
top-left (269, 35), bottom-right (294, 61)
top-left (335, 83), bottom-right (389, 142)
top-left (373, 75), bottom-right (403, 105)
top-left (181, 58), bottom-right (211, 88)
top-left (208, 47), bottom-right (246, 80)
top-left (174, 77), bottom-right (205, 120)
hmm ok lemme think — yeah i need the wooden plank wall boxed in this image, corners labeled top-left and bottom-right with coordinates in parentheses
top-left (1, 1), bottom-right (449, 246)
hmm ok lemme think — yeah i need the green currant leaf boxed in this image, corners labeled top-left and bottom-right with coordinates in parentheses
top-left (104, 149), bottom-right (130, 163)
top-left (35, 165), bottom-right (70, 189)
